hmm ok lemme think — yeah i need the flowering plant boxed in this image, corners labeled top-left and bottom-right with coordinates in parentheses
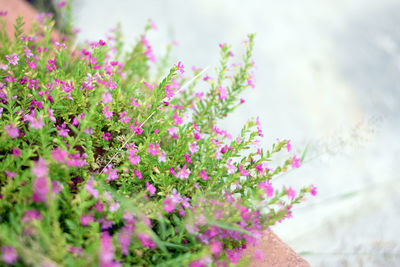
top-left (0, 7), bottom-right (316, 267)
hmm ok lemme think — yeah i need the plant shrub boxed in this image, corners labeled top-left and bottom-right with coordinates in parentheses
top-left (0, 7), bottom-right (316, 267)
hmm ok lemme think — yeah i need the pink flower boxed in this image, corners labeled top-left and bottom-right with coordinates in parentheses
top-left (286, 187), bottom-right (296, 200)
top-left (109, 201), bottom-right (120, 212)
top-left (104, 164), bottom-right (118, 182)
top-left (102, 132), bottom-right (112, 141)
top-left (81, 213), bottom-right (94, 226)
top-left (32, 158), bottom-right (49, 204)
top-left (259, 181), bottom-right (274, 198)
top-left (85, 177), bottom-right (99, 198)
top-left (119, 111), bottom-right (131, 123)
top-left (24, 46), bottom-right (33, 58)
top-left (102, 92), bottom-right (113, 103)
top-left (52, 180), bottom-right (63, 194)
top-left (163, 197), bottom-right (176, 213)
top-left (102, 105), bottom-right (113, 119)
top-left (22, 210), bottom-right (43, 223)
top-left (176, 164), bottom-right (191, 180)
top-left (256, 116), bottom-right (263, 137)
top-left (188, 142), bottom-right (199, 154)
top-left (254, 164), bottom-right (264, 175)
top-left (147, 143), bottom-right (161, 156)
top-left (165, 85), bottom-right (174, 99)
top-left (167, 127), bottom-right (178, 139)
top-left (47, 108), bottom-right (56, 122)
top-left (225, 159), bottom-right (236, 174)
top-left (247, 71), bottom-right (255, 88)
top-left (291, 154), bottom-right (301, 168)
top-left (184, 154), bottom-right (192, 164)
top-left (286, 139), bottom-right (292, 152)
top-left (5, 123), bottom-right (19, 139)
top-left (200, 169), bottom-right (209, 181)
top-left (99, 232), bottom-right (121, 267)
top-left (217, 86), bottom-right (227, 100)
top-left (310, 185), bottom-right (317, 196)
top-left (1, 246), bottom-right (17, 264)
top-left (129, 121), bottom-right (143, 135)
top-left (173, 112), bottom-right (183, 125)
top-left (195, 92), bottom-right (204, 100)
top-left (5, 53), bottom-right (19, 66)
top-left (141, 36), bottom-right (156, 62)
top-left (137, 233), bottom-right (156, 249)
top-left (134, 169), bottom-right (142, 180)
top-left (26, 58), bottom-right (37, 69)
top-left (46, 58), bottom-right (57, 72)
top-left (29, 115), bottom-right (45, 129)
top-left (143, 81), bottom-right (153, 91)
top-left (118, 227), bottom-right (133, 256)
top-left (12, 148), bottom-right (21, 157)
top-left (130, 97), bottom-right (139, 107)
top-left (189, 260), bottom-right (207, 267)
top-left (175, 61), bottom-right (184, 74)
top-left (94, 201), bottom-right (104, 212)
top-left (239, 165), bottom-right (250, 177)
top-left (146, 182), bottom-right (156, 195)
top-left (56, 123), bottom-right (70, 137)
top-left (210, 239), bottom-right (223, 257)
top-left (57, 1), bottom-right (67, 8)
top-left (149, 19), bottom-right (157, 30)
top-left (5, 171), bottom-right (16, 179)
top-left (129, 155), bottom-right (141, 166)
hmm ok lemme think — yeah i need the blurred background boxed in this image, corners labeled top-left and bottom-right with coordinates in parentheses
top-left (35, 0), bottom-right (400, 265)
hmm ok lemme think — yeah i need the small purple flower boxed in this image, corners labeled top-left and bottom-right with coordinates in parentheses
top-left (118, 227), bottom-right (132, 256)
top-left (137, 233), bottom-right (156, 249)
top-left (22, 210), bottom-right (43, 223)
top-left (1, 246), bottom-right (17, 264)
top-left (102, 105), bottom-right (113, 120)
top-left (109, 201), bottom-right (120, 212)
top-left (165, 85), bottom-right (174, 99)
top-left (5, 53), bottom-right (19, 66)
top-left (175, 61), bottom-right (184, 74)
top-left (103, 164), bottom-right (118, 182)
top-left (30, 116), bottom-right (45, 129)
top-left (5, 123), bottom-right (19, 139)
top-left (51, 180), bottom-right (63, 194)
top-left (188, 142), bottom-right (199, 154)
top-left (200, 169), bottom-right (209, 181)
top-left (167, 127), bottom-right (178, 139)
top-left (310, 185), bottom-right (317, 196)
top-left (85, 177), bottom-right (99, 198)
top-left (5, 171), bottom-right (16, 179)
top-left (146, 182), bottom-right (156, 195)
top-left (81, 213), bottom-right (94, 226)
top-left (291, 154), bottom-right (301, 168)
top-left (57, 1), bottom-right (67, 8)
top-left (176, 164), bottom-right (191, 180)
top-left (12, 148), bottom-right (20, 157)
top-left (98, 232), bottom-right (121, 266)
top-left (286, 187), bottom-right (296, 200)
top-left (134, 169), bottom-right (142, 180)
top-left (102, 92), bottom-right (113, 103)
top-left (56, 123), bottom-right (70, 137)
